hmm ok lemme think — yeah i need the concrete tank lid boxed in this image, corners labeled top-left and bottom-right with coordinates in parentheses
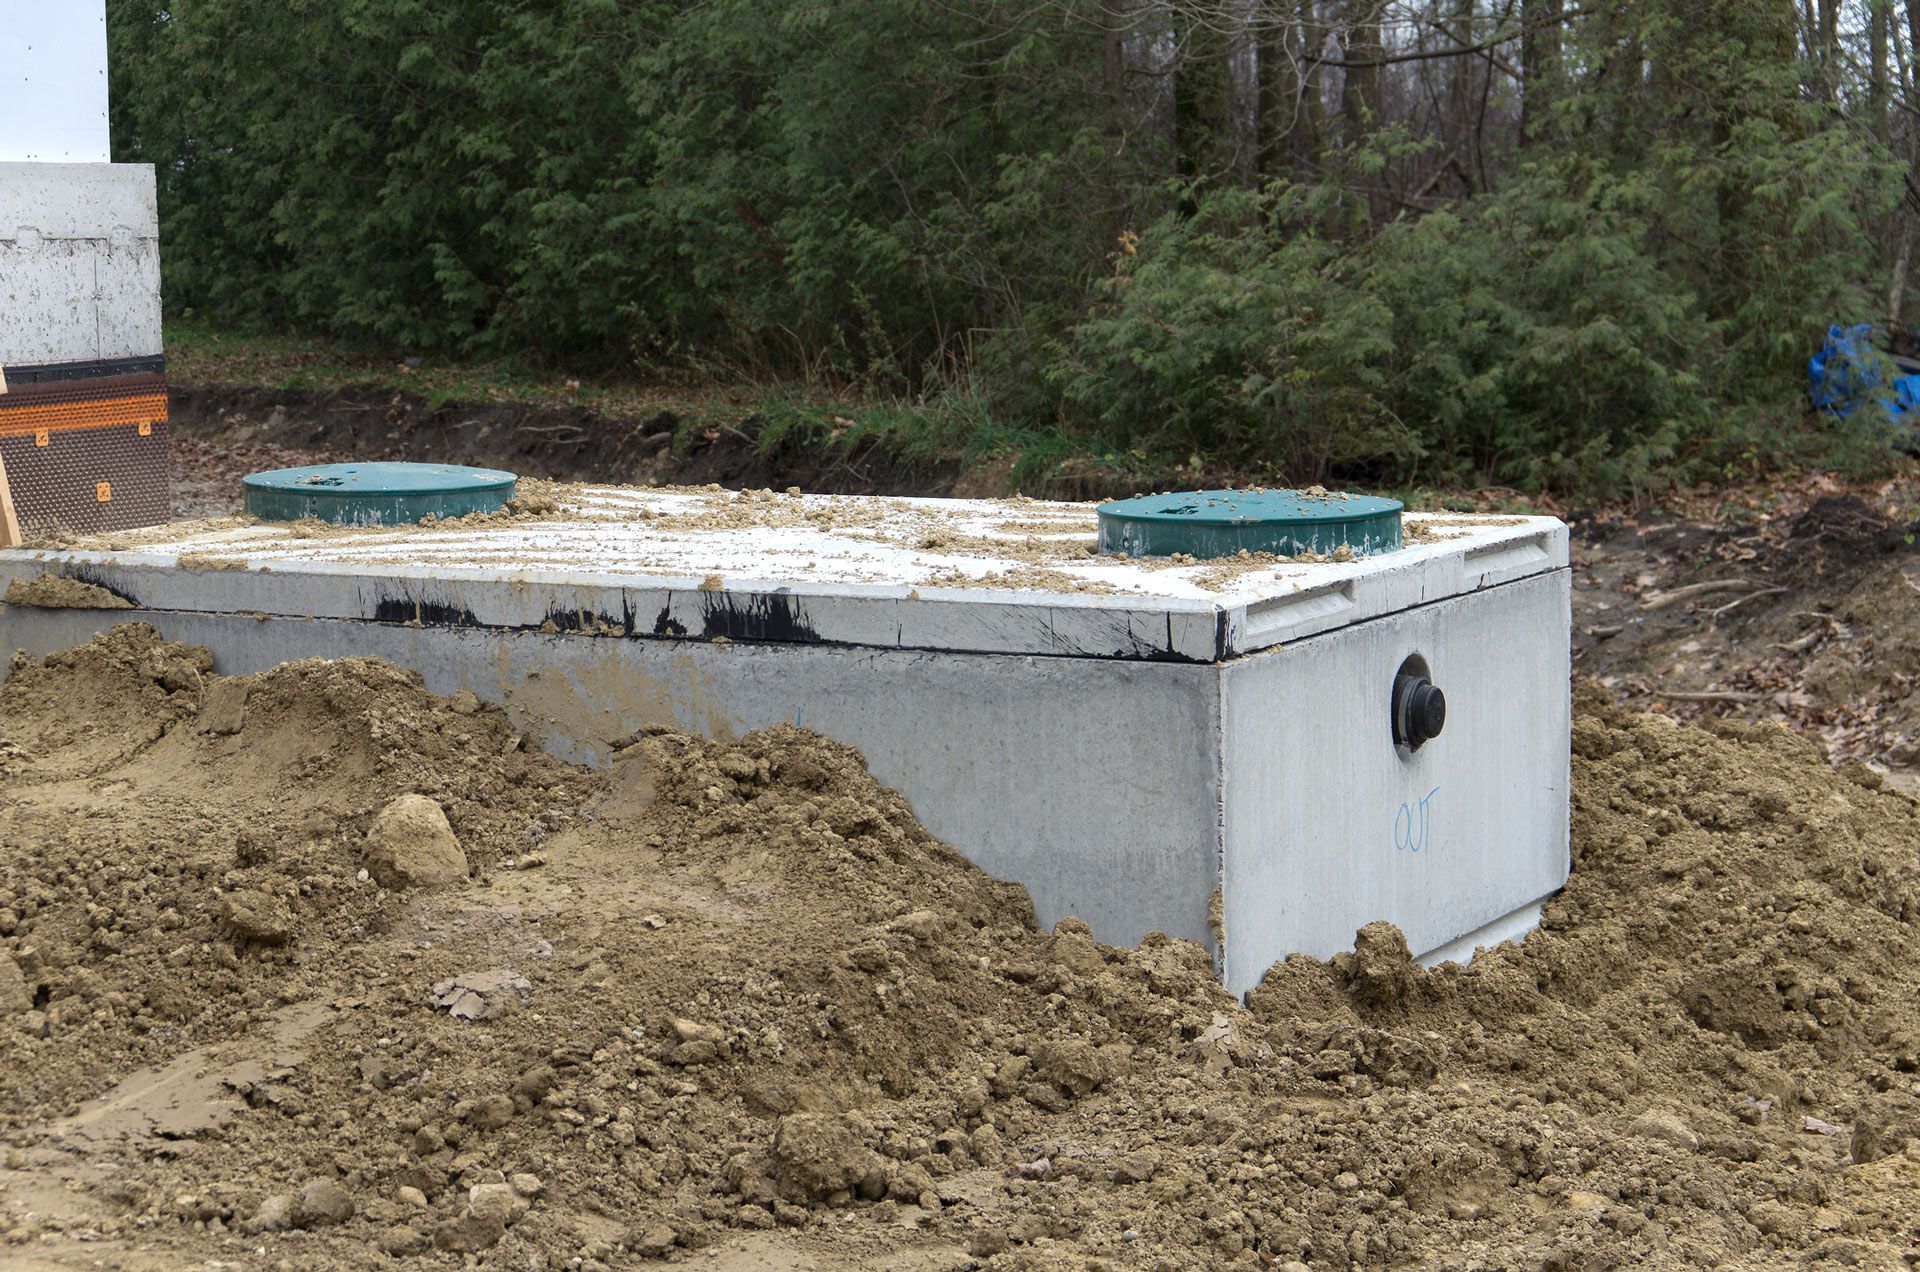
top-left (0, 485), bottom-right (1569, 663)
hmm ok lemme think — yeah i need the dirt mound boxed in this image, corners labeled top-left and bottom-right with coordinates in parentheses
top-left (5, 630), bottom-right (1920, 1269)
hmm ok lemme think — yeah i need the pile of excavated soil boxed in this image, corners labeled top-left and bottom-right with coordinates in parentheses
top-left (4, 628), bottom-right (1920, 1270)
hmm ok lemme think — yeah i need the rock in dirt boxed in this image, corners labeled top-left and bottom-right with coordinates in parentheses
top-left (196, 679), bottom-right (249, 736)
top-left (467, 1181), bottom-right (529, 1226)
top-left (1113, 1146), bottom-right (1161, 1184)
top-left (1192, 1012), bottom-right (1242, 1077)
top-left (295, 1177), bottom-right (355, 1227)
top-left (239, 1178), bottom-right (353, 1233)
top-left (627, 1224), bottom-right (677, 1257)
top-left (364, 793), bottom-right (467, 888)
top-left (1629, 1108), bottom-right (1700, 1152)
top-left (0, 956), bottom-right (28, 1015)
top-left (377, 1226), bottom-right (428, 1257)
top-left (218, 889), bottom-right (293, 945)
top-left (666, 1016), bottom-right (731, 1066)
top-left (429, 968), bottom-right (532, 1021)
top-left (244, 1193), bottom-right (297, 1234)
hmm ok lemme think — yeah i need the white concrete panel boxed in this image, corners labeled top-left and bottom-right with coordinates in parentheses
top-left (0, 2), bottom-right (110, 163)
top-left (0, 162), bottom-right (160, 365)
top-left (1219, 570), bottom-right (1572, 992)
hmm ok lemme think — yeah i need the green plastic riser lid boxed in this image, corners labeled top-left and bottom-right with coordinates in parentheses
top-left (1096, 488), bottom-right (1403, 559)
top-left (243, 462), bottom-right (518, 526)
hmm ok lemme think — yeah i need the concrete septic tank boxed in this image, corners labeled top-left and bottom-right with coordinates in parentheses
top-left (0, 487), bottom-right (1571, 993)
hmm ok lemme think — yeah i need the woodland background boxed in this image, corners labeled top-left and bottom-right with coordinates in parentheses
top-left (106, 1), bottom-right (1920, 495)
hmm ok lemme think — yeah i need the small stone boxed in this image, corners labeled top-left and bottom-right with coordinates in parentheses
top-left (1008, 1213), bottom-right (1057, 1243)
top-left (1022, 1082), bottom-right (1069, 1113)
top-left (665, 1018), bottom-right (730, 1065)
top-left (244, 1193), bottom-right (296, 1235)
top-left (1332, 1171), bottom-right (1361, 1194)
top-left (628, 1224), bottom-right (676, 1257)
top-left (886, 910), bottom-right (944, 944)
top-left (512, 1065), bottom-right (558, 1100)
top-left (378, 1226), bottom-right (428, 1257)
top-left (365, 794), bottom-right (468, 889)
top-left (295, 1178), bottom-right (354, 1228)
top-left (219, 890), bottom-right (292, 946)
top-left (1629, 1109), bottom-right (1700, 1152)
top-left (669, 1017), bottom-right (721, 1043)
top-left (396, 1186), bottom-right (428, 1209)
top-left (467, 1182), bottom-right (528, 1227)
top-left (770, 1113), bottom-right (885, 1203)
top-left (887, 1162), bottom-right (935, 1203)
top-left (198, 679), bottom-right (249, 736)
top-left (428, 969), bottom-right (531, 1021)
top-left (432, 1210), bottom-right (506, 1253)
top-left (0, 956), bottom-right (28, 1015)
top-left (509, 1173), bottom-right (544, 1198)
top-left (412, 1125), bottom-right (446, 1155)
top-left (1563, 1190), bottom-right (1608, 1212)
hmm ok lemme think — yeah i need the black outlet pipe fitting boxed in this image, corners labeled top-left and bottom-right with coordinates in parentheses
top-left (1392, 672), bottom-right (1447, 750)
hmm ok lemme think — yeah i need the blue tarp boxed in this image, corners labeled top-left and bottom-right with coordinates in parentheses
top-left (1808, 323), bottom-right (1920, 420)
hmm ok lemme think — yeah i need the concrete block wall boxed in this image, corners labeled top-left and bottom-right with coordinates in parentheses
top-left (0, 163), bottom-right (163, 367)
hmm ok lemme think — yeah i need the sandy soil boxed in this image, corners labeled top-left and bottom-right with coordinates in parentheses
top-left (2, 625), bottom-right (1920, 1270)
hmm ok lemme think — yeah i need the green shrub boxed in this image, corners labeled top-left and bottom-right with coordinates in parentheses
top-left (1046, 188), bottom-right (1407, 482)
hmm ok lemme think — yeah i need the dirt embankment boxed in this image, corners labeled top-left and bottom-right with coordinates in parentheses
top-left (165, 383), bottom-right (969, 505)
top-left (3, 628), bottom-right (1920, 1269)
top-left (1575, 485), bottom-right (1920, 774)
